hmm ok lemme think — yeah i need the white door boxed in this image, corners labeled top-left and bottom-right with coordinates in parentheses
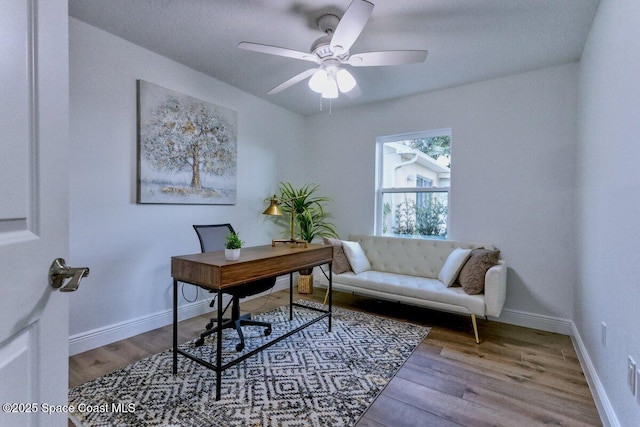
top-left (0, 1), bottom-right (72, 426)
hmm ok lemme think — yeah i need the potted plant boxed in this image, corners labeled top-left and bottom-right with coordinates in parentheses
top-left (273, 182), bottom-right (339, 293)
top-left (276, 183), bottom-right (339, 241)
top-left (224, 232), bottom-right (243, 261)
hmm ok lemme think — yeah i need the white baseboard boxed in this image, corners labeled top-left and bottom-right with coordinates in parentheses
top-left (570, 323), bottom-right (620, 427)
top-left (68, 277), bottom-right (290, 356)
top-left (493, 308), bottom-right (574, 335)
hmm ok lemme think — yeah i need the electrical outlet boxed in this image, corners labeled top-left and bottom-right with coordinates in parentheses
top-left (630, 362), bottom-right (636, 394)
top-left (601, 322), bottom-right (607, 347)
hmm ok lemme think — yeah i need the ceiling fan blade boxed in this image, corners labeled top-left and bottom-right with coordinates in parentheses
top-left (347, 50), bottom-right (428, 67)
top-left (267, 68), bottom-right (318, 95)
top-left (238, 42), bottom-right (319, 63)
top-left (330, 0), bottom-right (374, 54)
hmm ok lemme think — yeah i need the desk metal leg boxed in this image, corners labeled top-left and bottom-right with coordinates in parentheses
top-left (215, 289), bottom-right (223, 401)
top-left (289, 272), bottom-right (294, 321)
top-left (328, 262), bottom-right (332, 332)
top-left (172, 279), bottom-right (178, 374)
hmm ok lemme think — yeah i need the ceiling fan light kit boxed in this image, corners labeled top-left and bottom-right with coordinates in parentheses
top-left (308, 65), bottom-right (356, 98)
top-left (238, 0), bottom-right (428, 106)
top-left (336, 69), bottom-right (357, 93)
top-left (308, 69), bottom-right (328, 94)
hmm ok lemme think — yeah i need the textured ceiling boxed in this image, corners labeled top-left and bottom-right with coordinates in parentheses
top-left (69, 0), bottom-right (600, 116)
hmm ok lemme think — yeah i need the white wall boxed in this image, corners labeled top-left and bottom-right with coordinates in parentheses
top-left (577, 0), bottom-right (640, 425)
top-left (68, 19), bottom-right (306, 353)
top-left (305, 64), bottom-right (579, 327)
top-left (69, 15), bottom-right (582, 351)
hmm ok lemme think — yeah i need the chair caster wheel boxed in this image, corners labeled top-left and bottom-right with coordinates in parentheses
top-left (195, 337), bottom-right (204, 347)
top-left (264, 328), bottom-right (272, 336)
top-left (235, 342), bottom-right (244, 352)
top-left (205, 321), bottom-right (213, 330)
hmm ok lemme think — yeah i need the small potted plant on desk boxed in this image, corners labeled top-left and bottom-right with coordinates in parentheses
top-left (225, 232), bottom-right (243, 261)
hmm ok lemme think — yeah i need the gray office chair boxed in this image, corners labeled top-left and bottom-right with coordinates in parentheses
top-left (192, 224), bottom-right (275, 351)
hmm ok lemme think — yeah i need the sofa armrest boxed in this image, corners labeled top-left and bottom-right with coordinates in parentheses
top-left (484, 260), bottom-right (507, 317)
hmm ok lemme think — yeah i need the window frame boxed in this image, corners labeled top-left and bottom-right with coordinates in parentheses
top-left (375, 128), bottom-right (452, 239)
top-left (415, 175), bottom-right (433, 208)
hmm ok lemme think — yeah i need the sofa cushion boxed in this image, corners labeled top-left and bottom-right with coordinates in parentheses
top-left (342, 241), bottom-right (372, 274)
top-left (323, 237), bottom-right (352, 274)
top-left (335, 270), bottom-right (486, 316)
top-left (458, 248), bottom-right (500, 294)
top-left (438, 247), bottom-right (472, 287)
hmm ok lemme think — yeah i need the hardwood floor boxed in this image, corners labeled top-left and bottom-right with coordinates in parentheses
top-left (69, 287), bottom-right (602, 426)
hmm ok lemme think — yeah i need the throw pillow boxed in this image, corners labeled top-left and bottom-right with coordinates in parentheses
top-left (458, 248), bottom-right (500, 295)
top-left (322, 237), bottom-right (352, 274)
top-left (438, 247), bottom-right (472, 287)
top-left (341, 241), bottom-right (372, 274)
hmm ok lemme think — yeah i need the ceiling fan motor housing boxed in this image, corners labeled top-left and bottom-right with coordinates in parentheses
top-left (312, 15), bottom-right (350, 60)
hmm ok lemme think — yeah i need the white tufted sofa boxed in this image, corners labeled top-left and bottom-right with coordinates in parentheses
top-left (324, 235), bottom-right (507, 343)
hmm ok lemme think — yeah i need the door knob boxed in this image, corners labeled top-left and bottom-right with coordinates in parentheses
top-left (49, 258), bottom-right (90, 292)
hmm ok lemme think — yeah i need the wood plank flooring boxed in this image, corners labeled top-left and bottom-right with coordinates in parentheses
top-left (69, 287), bottom-right (602, 426)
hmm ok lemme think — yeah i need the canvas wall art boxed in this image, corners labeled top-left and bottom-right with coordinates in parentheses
top-left (137, 80), bottom-right (237, 204)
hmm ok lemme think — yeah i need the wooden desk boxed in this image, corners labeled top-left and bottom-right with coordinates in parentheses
top-left (171, 244), bottom-right (333, 400)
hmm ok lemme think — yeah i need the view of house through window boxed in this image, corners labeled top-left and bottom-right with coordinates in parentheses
top-left (376, 129), bottom-right (451, 239)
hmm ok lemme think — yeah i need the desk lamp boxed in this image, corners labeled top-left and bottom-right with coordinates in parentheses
top-left (262, 195), bottom-right (308, 247)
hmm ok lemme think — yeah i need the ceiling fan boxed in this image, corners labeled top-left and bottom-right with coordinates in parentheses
top-left (238, 0), bottom-right (428, 100)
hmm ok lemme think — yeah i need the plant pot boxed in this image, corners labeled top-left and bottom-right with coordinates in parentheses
top-left (225, 248), bottom-right (240, 261)
top-left (298, 274), bottom-right (313, 294)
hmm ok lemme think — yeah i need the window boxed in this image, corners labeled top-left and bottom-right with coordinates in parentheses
top-left (415, 175), bottom-right (432, 208)
top-left (376, 129), bottom-right (451, 239)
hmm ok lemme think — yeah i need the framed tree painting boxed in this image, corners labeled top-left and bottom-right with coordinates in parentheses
top-left (136, 80), bottom-right (237, 204)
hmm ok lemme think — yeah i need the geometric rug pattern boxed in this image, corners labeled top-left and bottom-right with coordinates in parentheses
top-left (69, 301), bottom-right (430, 426)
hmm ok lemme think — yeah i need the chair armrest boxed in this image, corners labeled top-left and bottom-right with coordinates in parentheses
top-left (484, 260), bottom-right (507, 317)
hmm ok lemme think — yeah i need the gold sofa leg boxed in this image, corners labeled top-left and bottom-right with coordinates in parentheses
top-left (323, 287), bottom-right (330, 305)
top-left (471, 314), bottom-right (480, 344)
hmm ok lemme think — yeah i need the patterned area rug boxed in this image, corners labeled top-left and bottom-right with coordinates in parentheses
top-left (69, 301), bottom-right (430, 426)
